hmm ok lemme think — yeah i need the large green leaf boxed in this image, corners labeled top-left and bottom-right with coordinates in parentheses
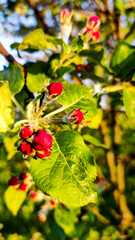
top-left (30, 130), bottom-right (97, 207)
top-left (0, 82), bottom-right (15, 133)
top-left (26, 61), bottom-right (50, 93)
top-left (2, 64), bottom-right (25, 95)
top-left (57, 85), bottom-right (97, 120)
top-left (123, 87), bottom-right (135, 119)
top-left (19, 29), bottom-right (57, 52)
top-left (110, 41), bottom-right (135, 78)
top-left (4, 186), bottom-right (26, 216)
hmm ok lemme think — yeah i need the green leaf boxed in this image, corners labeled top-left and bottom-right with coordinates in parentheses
top-left (110, 41), bottom-right (135, 78)
top-left (2, 64), bottom-right (25, 95)
top-left (86, 109), bottom-right (103, 129)
top-left (19, 29), bottom-right (57, 52)
top-left (44, 34), bottom-right (63, 46)
top-left (79, 45), bottom-right (104, 64)
top-left (56, 65), bottom-right (75, 77)
top-left (57, 85), bottom-right (97, 120)
top-left (83, 134), bottom-right (108, 149)
top-left (0, 82), bottom-right (15, 133)
top-left (54, 206), bottom-right (80, 237)
top-left (4, 186), bottom-right (26, 216)
top-left (30, 130), bottom-right (97, 207)
top-left (26, 61), bottom-right (50, 93)
top-left (10, 42), bottom-right (20, 49)
top-left (123, 87), bottom-right (135, 119)
top-left (3, 135), bottom-right (18, 160)
top-left (69, 35), bottom-right (84, 53)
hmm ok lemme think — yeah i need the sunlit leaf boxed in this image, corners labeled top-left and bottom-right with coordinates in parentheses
top-left (19, 29), bottom-right (57, 52)
top-left (0, 82), bottom-right (15, 133)
top-left (2, 64), bottom-right (25, 95)
top-left (110, 41), bottom-right (135, 78)
top-left (4, 186), bottom-right (26, 216)
top-left (57, 85), bottom-right (97, 120)
top-left (123, 87), bottom-right (135, 119)
top-left (83, 134), bottom-right (108, 149)
top-left (30, 130), bottom-right (97, 207)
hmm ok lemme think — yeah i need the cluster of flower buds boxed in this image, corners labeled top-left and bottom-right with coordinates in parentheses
top-left (85, 16), bottom-right (101, 42)
top-left (18, 126), bottom-right (53, 159)
top-left (30, 191), bottom-right (57, 222)
top-left (37, 198), bottom-right (57, 222)
top-left (8, 172), bottom-right (31, 191)
top-left (63, 109), bottom-right (85, 124)
top-left (30, 191), bottom-right (57, 207)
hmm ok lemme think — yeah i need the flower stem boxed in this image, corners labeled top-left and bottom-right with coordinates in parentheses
top-left (12, 95), bottom-right (27, 118)
top-left (43, 106), bottom-right (65, 119)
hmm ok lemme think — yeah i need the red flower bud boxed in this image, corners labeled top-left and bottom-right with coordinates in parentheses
top-left (47, 82), bottom-right (63, 96)
top-left (51, 199), bottom-right (56, 206)
top-left (60, 9), bottom-right (72, 25)
top-left (92, 31), bottom-right (100, 42)
top-left (76, 64), bottom-right (85, 72)
top-left (19, 141), bottom-right (34, 156)
top-left (36, 149), bottom-right (51, 159)
top-left (19, 172), bottom-right (28, 181)
top-left (87, 16), bottom-right (101, 31)
top-left (8, 176), bottom-right (19, 187)
top-left (33, 130), bottom-right (53, 151)
top-left (20, 183), bottom-right (28, 191)
top-left (30, 192), bottom-right (37, 200)
top-left (20, 125), bottom-right (34, 139)
top-left (71, 109), bottom-right (84, 124)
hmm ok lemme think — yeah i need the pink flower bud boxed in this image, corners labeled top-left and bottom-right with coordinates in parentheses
top-left (60, 9), bottom-right (72, 25)
top-left (19, 141), bottom-right (34, 156)
top-left (20, 183), bottom-right (28, 191)
top-left (92, 31), bottom-right (100, 42)
top-left (87, 16), bottom-right (101, 31)
top-left (33, 130), bottom-right (53, 151)
top-left (71, 109), bottom-right (84, 124)
top-left (76, 64), bottom-right (85, 72)
top-left (47, 82), bottom-right (63, 96)
top-left (36, 149), bottom-right (51, 159)
top-left (19, 125), bottom-right (34, 139)
top-left (8, 176), bottom-right (19, 187)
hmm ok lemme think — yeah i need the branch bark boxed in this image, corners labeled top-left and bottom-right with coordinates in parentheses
top-left (0, 42), bottom-right (25, 76)
top-left (26, 0), bottom-right (51, 34)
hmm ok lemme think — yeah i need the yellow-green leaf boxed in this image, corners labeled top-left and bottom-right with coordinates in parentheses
top-left (0, 82), bottom-right (15, 133)
top-left (4, 186), bottom-right (26, 216)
